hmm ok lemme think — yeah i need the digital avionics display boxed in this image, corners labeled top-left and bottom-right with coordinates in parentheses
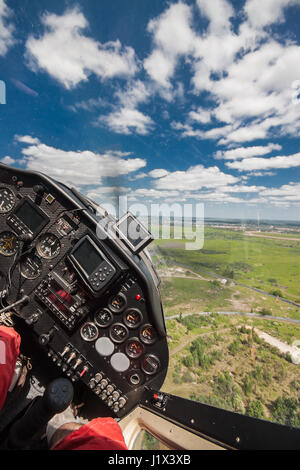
top-left (115, 212), bottom-right (153, 253)
top-left (72, 238), bottom-right (104, 276)
top-left (15, 200), bottom-right (46, 233)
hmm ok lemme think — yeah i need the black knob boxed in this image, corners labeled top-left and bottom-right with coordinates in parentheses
top-left (39, 327), bottom-right (56, 346)
top-left (7, 378), bottom-right (74, 449)
top-left (33, 184), bottom-right (45, 195)
top-left (44, 378), bottom-right (74, 414)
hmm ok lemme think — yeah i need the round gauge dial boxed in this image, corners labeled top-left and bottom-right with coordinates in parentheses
top-left (108, 293), bottom-right (127, 313)
top-left (37, 233), bottom-right (61, 259)
top-left (80, 322), bottom-right (99, 342)
top-left (0, 231), bottom-right (19, 257)
top-left (125, 338), bottom-right (144, 359)
top-left (141, 354), bottom-right (160, 376)
top-left (109, 323), bottom-right (129, 344)
top-left (139, 324), bottom-right (157, 345)
top-left (94, 308), bottom-right (113, 328)
top-left (123, 308), bottom-right (143, 329)
top-left (0, 188), bottom-right (15, 214)
top-left (20, 255), bottom-right (42, 279)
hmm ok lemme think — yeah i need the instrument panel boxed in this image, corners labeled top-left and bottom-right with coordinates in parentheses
top-left (0, 164), bottom-right (169, 418)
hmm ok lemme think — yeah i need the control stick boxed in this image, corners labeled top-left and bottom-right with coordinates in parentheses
top-left (7, 378), bottom-right (74, 449)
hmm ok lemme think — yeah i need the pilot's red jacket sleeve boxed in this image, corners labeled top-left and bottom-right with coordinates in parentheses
top-left (53, 417), bottom-right (128, 451)
top-left (0, 326), bottom-right (21, 410)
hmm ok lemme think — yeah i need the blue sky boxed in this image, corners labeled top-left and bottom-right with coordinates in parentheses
top-left (1, 0), bottom-right (300, 220)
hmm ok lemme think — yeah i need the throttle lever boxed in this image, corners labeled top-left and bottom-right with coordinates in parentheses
top-left (7, 378), bottom-right (74, 449)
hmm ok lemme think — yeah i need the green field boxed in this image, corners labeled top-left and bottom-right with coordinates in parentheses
top-left (153, 227), bottom-right (300, 308)
top-left (159, 276), bottom-right (300, 319)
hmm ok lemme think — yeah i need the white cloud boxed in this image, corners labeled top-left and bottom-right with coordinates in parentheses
top-left (68, 97), bottom-right (108, 113)
top-left (188, 107), bottom-right (212, 125)
top-left (218, 184), bottom-right (266, 193)
top-left (144, 2), bottom-right (195, 88)
top-left (227, 152), bottom-right (300, 172)
top-left (18, 137), bottom-right (146, 186)
top-left (154, 164), bottom-right (239, 191)
top-left (154, 1), bottom-right (300, 145)
top-left (15, 135), bottom-right (41, 145)
top-left (97, 80), bottom-right (154, 135)
top-left (115, 80), bottom-right (151, 109)
top-left (258, 182), bottom-right (300, 207)
top-left (196, 0), bottom-right (234, 34)
top-left (244, 0), bottom-right (300, 29)
top-left (98, 107), bottom-right (154, 135)
top-left (132, 188), bottom-right (180, 199)
top-left (1, 156), bottom-right (15, 165)
top-left (261, 182), bottom-right (300, 198)
top-left (0, 0), bottom-right (14, 56)
top-left (215, 143), bottom-right (282, 160)
top-left (129, 172), bottom-right (148, 181)
top-left (149, 169), bottom-right (169, 178)
top-left (25, 8), bottom-right (138, 89)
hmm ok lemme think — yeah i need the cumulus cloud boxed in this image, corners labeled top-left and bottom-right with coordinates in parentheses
top-left (149, 169), bottom-right (169, 178)
top-left (144, 2), bottom-right (195, 88)
top-left (188, 107), bottom-right (212, 125)
top-left (215, 143), bottom-right (282, 160)
top-left (25, 7), bottom-right (138, 89)
top-left (15, 135), bottom-right (41, 145)
top-left (98, 107), bottom-right (154, 135)
top-left (148, 0), bottom-right (300, 145)
top-left (1, 156), bottom-right (15, 165)
top-left (196, 0), bottom-right (234, 34)
top-left (244, 0), bottom-right (300, 29)
top-left (17, 137), bottom-right (146, 186)
top-left (97, 80), bottom-right (154, 135)
top-left (0, 0), bottom-right (14, 56)
top-left (153, 164), bottom-right (239, 191)
top-left (129, 172), bottom-right (148, 181)
top-left (226, 152), bottom-right (300, 172)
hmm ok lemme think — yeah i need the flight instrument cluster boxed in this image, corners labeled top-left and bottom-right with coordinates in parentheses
top-left (0, 163), bottom-right (169, 418)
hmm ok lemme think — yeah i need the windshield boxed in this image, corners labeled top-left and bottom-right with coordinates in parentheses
top-left (1, 0), bottom-right (300, 444)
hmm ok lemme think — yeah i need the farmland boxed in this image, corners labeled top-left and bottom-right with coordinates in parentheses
top-left (148, 225), bottom-right (300, 433)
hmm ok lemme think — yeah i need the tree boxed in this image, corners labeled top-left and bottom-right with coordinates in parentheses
top-left (272, 397), bottom-right (300, 427)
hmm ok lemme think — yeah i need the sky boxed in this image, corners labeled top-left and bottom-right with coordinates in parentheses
top-left (1, 0), bottom-right (300, 221)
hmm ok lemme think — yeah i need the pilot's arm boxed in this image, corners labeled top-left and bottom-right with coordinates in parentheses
top-left (0, 325), bottom-right (127, 451)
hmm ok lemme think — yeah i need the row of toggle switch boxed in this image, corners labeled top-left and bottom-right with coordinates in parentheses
top-left (88, 372), bottom-right (127, 414)
top-left (48, 344), bottom-right (90, 382)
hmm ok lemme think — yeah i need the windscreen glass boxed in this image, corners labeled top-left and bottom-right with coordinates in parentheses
top-left (1, 0), bottom-right (300, 447)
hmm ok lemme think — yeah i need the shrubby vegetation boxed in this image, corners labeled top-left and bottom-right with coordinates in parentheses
top-left (247, 400), bottom-right (265, 419)
top-left (271, 397), bottom-right (300, 427)
top-left (183, 337), bottom-right (222, 369)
